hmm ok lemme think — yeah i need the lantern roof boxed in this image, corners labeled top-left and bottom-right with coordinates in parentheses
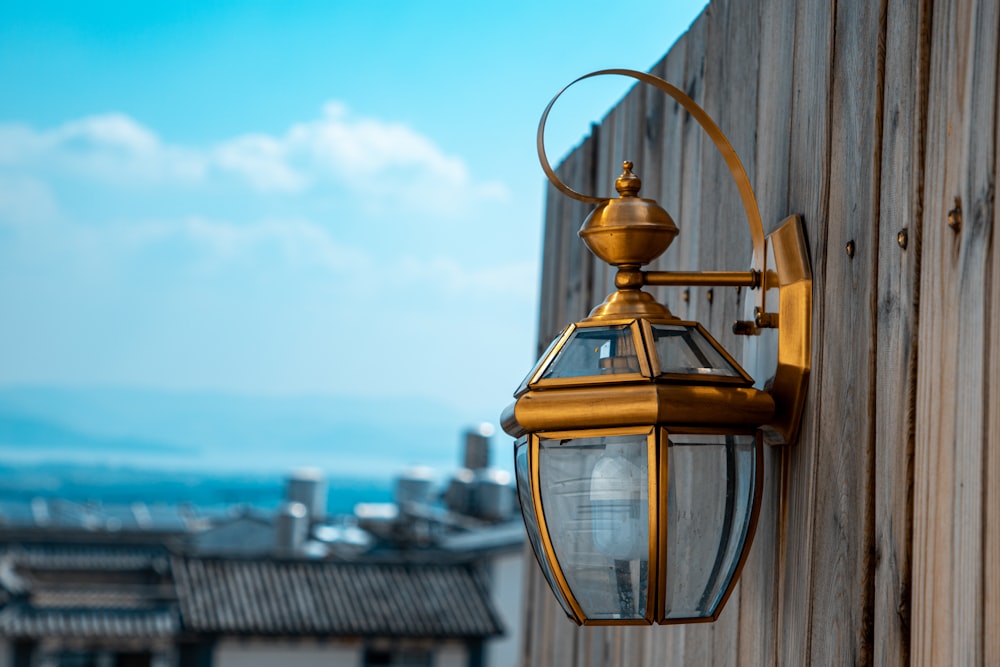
top-left (502, 316), bottom-right (773, 439)
top-left (515, 317), bottom-right (753, 398)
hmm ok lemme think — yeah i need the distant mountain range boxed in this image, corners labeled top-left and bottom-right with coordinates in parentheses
top-left (0, 386), bottom-right (484, 477)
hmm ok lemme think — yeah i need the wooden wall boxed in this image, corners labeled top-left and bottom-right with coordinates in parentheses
top-left (520, 0), bottom-right (1000, 665)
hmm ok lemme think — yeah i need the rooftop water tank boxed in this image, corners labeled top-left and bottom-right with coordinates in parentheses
top-left (285, 468), bottom-right (326, 521)
top-left (274, 501), bottom-right (309, 557)
top-left (473, 468), bottom-right (515, 521)
top-left (394, 466), bottom-right (435, 507)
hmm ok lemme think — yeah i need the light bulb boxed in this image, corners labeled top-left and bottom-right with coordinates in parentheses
top-left (589, 442), bottom-right (648, 560)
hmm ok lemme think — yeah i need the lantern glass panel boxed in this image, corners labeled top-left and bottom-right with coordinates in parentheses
top-left (662, 433), bottom-right (758, 620)
top-left (515, 328), bottom-right (567, 396)
top-left (514, 438), bottom-right (574, 619)
top-left (650, 323), bottom-right (743, 378)
top-left (541, 324), bottom-right (642, 380)
top-left (538, 432), bottom-right (652, 622)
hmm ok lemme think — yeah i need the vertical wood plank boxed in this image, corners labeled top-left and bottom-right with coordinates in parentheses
top-left (987, 86), bottom-right (1000, 663)
top-left (737, 0), bottom-right (798, 665)
top-left (685, 2), bottom-right (759, 660)
top-left (592, 103), bottom-right (620, 307)
top-left (550, 131), bottom-right (593, 334)
top-left (537, 178), bottom-right (566, 350)
top-left (618, 83), bottom-right (647, 185)
top-left (948, 5), bottom-right (998, 663)
top-left (913, 0), bottom-right (998, 664)
top-left (807, 0), bottom-right (886, 663)
top-left (912, 2), bottom-right (971, 656)
top-left (646, 46), bottom-right (685, 315)
top-left (874, 0), bottom-right (931, 664)
top-left (696, 0), bottom-right (760, 346)
top-left (673, 15), bottom-right (709, 324)
top-left (646, 9), bottom-right (708, 664)
top-left (775, 0), bottom-right (835, 663)
top-left (666, 12), bottom-right (709, 665)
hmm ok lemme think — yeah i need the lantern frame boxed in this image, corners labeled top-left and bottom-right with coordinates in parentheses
top-left (504, 68), bottom-right (813, 626)
top-left (520, 426), bottom-right (764, 625)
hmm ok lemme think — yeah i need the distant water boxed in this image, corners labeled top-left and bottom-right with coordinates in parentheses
top-left (0, 385), bottom-right (487, 478)
top-left (0, 461), bottom-right (394, 518)
top-left (0, 385), bottom-right (509, 521)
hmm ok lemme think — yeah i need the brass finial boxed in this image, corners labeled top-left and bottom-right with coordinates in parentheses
top-left (578, 159), bottom-right (677, 271)
top-left (615, 161), bottom-right (642, 197)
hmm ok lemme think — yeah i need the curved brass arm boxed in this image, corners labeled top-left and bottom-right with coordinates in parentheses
top-left (536, 69), bottom-right (766, 271)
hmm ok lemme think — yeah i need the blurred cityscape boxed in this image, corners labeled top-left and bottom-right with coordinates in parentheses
top-left (0, 430), bottom-right (524, 667)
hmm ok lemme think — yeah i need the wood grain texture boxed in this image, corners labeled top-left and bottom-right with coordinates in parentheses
top-left (686, 1), bottom-right (763, 662)
top-left (737, 0), bottom-right (797, 664)
top-left (674, 16), bottom-right (709, 324)
top-left (806, 0), bottom-right (885, 663)
top-left (697, 0), bottom-right (759, 344)
top-left (645, 47), bottom-right (686, 315)
top-left (776, 0), bottom-right (835, 663)
top-left (519, 0), bottom-right (1000, 663)
top-left (987, 82), bottom-right (1000, 664)
top-left (913, 0), bottom-right (999, 664)
top-left (874, 0), bottom-right (931, 665)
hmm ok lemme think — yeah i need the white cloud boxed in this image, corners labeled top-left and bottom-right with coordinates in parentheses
top-left (0, 103), bottom-right (508, 214)
top-left (293, 102), bottom-right (471, 191)
top-left (178, 216), bottom-right (373, 272)
top-left (53, 212), bottom-right (534, 301)
top-left (397, 255), bottom-right (537, 299)
top-left (53, 113), bottom-right (160, 153)
top-left (42, 214), bottom-right (368, 276)
top-left (0, 175), bottom-right (60, 224)
top-left (0, 124), bottom-right (47, 163)
top-left (165, 216), bottom-right (534, 299)
top-left (212, 134), bottom-right (304, 192)
top-left (0, 114), bottom-right (206, 185)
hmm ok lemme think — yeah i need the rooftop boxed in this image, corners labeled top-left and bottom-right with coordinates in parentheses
top-left (0, 543), bottom-right (504, 641)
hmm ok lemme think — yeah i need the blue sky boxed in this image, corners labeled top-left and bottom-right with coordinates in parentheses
top-left (0, 1), bottom-right (707, 455)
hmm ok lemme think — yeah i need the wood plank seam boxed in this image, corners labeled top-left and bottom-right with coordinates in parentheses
top-left (863, 0), bottom-right (891, 663)
top-left (976, 6), bottom-right (1000, 658)
top-left (899, 0), bottom-right (932, 658)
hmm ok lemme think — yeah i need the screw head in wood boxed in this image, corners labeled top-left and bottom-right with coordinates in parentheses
top-left (897, 228), bottom-right (908, 249)
top-left (845, 240), bottom-right (856, 258)
top-left (947, 201), bottom-right (962, 232)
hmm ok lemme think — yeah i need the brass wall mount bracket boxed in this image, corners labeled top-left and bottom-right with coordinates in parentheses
top-left (740, 215), bottom-right (812, 446)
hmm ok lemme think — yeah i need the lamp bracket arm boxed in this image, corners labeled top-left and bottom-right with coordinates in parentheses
top-left (537, 68), bottom-right (766, 271)
top-left (629, 269), bottom-right (761, 289)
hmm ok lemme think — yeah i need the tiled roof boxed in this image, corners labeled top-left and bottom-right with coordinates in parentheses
top-left (0, 543), bottom-right (179, 641)
top-left (1, 544), bottom-right (170, 571)
top-left (31, 589), bottom-right (166, 609)
top-left (0, 604), bottom-right (178, 639)
top-left (172, 557), bottom-right (504, 639)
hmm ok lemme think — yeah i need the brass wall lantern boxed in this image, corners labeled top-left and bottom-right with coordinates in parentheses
top-left (501, 70), bottom-right (812, 625)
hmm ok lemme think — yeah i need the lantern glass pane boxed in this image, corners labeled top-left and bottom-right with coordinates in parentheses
top-left (538, 432), bottom-right (651, 622)
top-left (514, 438), bottom-right (574, 619)
top-left (515, 329), bottom-right (566, 396)
top-left (540, 325), bottom-right (642, 381)
top-left (650, 324), bottom-right (743, 378)
top-left (662, 433), bottom-right (757, 620)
